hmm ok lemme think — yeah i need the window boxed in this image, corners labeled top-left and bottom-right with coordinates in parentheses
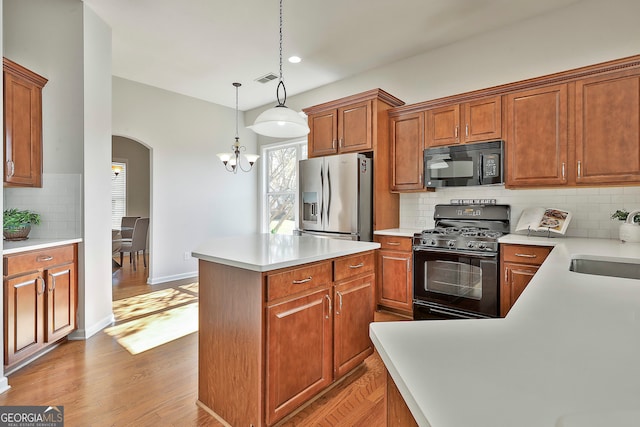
top-left (111, 161), bottom-right (127, 229)
top-left (261, 141), bottom-right (307, 234)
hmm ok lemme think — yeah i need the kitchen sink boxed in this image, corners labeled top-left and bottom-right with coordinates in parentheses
top-left (569, 255), bottom-right (640, 280)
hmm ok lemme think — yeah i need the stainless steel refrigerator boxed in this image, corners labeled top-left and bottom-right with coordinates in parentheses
top-left (298, 153), bottom-right (373, 241)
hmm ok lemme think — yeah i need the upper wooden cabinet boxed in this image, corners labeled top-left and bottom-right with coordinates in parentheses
top-left (426, 96), bottom-right (501, 147)
top-left (505, 84), bottom-right (569, 187)
top-left (575, 70), bottom-right (640, 185)
top-left (390, 112), bottom-right (424, 192)
top-left (3, 58), bottom-right (48, 188)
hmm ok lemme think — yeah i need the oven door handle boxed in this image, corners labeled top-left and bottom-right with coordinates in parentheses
top-left (413, 247), bottom-right (498, 258)
top-left (429, 307), bottom-right (478, 319)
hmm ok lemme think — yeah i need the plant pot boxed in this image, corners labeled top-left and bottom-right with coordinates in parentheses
top-left (619, 210), bottom-right (640, 243)
top-left (3, 225), bottom-right (31, 241)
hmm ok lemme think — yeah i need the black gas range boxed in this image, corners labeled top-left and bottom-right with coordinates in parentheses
top-left (413, 204), bottom-right (510, 320)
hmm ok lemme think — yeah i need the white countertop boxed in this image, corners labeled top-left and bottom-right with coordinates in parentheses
top-left (3, 237), bottom-right (83, 255)
top-left (370, 236), bottom-right (640, 427)
top-left (374, 228), bottom-right (422, 238)
top-left (192, 234), bottom-right (380, 272)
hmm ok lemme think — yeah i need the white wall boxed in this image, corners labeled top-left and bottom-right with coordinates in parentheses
top-left (112, 77), bottom-right (259, 284)
top-left (247, 0), bottom-right (640, 234)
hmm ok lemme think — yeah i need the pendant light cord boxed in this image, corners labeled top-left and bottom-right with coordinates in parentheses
top-left (276, 0), bottom-right (287, 107)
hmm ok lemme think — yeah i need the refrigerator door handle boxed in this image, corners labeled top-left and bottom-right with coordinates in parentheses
top-left (319, 166), bottom-right (324, 224)
top-left (326, 164), bottom-right (332, 221)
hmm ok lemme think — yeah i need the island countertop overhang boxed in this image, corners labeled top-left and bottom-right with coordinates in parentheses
top-left (192, 233), bottom-right (380, 272)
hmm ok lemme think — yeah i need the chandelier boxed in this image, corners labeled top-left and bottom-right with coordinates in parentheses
top-left (248, 0), bottom-right (310, 138)
top-left (217, 83), bottom-right (260, 173)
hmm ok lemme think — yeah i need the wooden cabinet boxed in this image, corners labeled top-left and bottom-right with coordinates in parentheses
top-left (575, 70), bottom-right (640, 185)
top-left (426, 96), bottom-right (501, 147)
top-left (4, 244), bottom-right (77, 370)
top-left (390, 112), bottom-right (425, 191)
top-left (375, 235), bottom-right (413, 317)
top-left (505, 84), bottom-right (569, 187)
top-left (304, 89), bottom-right (404, 231)
top-left (307, 100), bottom-right (372, 156)
top-left (500, 244), bottom-right (551, 317)
top-left (3, 58), bottom-right (47, 188)
top-left (264, 251), bottom-right (375, 425)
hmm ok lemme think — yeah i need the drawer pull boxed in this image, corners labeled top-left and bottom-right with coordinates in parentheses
top-left (36, 255), bottom-right (54, 262)
top-left (349, 263), bottom-right (364, 269)
top-left (387, 242), bottom-right (401, 246)
top-left (292, 277), bottom-right (312, 284)
top-left (515, 253), bottom-right (537, 258)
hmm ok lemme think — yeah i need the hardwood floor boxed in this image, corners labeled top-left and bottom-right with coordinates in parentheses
top-left (0, 257), bottom-right (408, 426)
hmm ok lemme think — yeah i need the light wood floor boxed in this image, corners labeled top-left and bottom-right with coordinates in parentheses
top-left (0, 256), bottom-right (408, 426)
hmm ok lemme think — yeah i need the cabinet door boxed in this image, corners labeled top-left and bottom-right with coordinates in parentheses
top-left (501, 263), bottom-right (538, 317)
top-left (390, 112), bottom-right (424, 191)
top-left (463, 96), bottom-right (501, 143)
top-left (338, 100), bottom-right (372, 153)
top-left (3, 70), bottom-right (43, 187)
top-left (377, 249), bottom-right (412, 314)
top-left (426, 104), bottom-right (460, 147)
top-left (334, 274), bottom-right (374, 379)
top-left (308, 110), bottom-right (338, 157)
top-left (505, 84), bottom-right (568, 187)
top-left (576, 71), bottom-right (640, 184)
top-left (266, 287), bottom-right (332, 425)
top-left (46, 263), bottom-right (77, 342)
top-left (4, 271), bottom-right (45, 365)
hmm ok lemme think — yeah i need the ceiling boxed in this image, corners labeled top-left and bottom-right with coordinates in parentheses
top-left (82, 0), bottom-right (583, 111)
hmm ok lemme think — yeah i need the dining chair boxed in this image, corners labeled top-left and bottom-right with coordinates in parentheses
top-left (120, 216), bottom-right (140, 241)
top-left (119, 217), bottom-right (149, 271)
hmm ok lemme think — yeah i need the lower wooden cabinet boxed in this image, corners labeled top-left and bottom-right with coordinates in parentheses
top-left (375, 235), bottom-right (413, 316)
top-left (500, 244), bottom-right (551, 316)
top-left (3, 244), bottom-right (78, 370)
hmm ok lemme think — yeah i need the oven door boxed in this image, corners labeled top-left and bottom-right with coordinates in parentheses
top-left (413, 247), bottom-right (499, 319)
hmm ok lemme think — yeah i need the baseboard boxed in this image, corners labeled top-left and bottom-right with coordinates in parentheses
top-left (147, 271), bottom-right (198, 285)
top-left (68, 313), bottom-right (115, 340)
top-left (0, 376), bottom-right (10, 394)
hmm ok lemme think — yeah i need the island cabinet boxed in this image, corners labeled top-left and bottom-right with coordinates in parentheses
top-left (575, 69), bottom-right (640, 185)
top-left (500, 244), bottom-right (551, 317)
top-left (3, 244), bottom-right (77, 371)
top-left (303, 89), bottom-right (404, 231)
top-left (3, 58), bottom-right (48, 188)
top-left (505, 84), bottom-right (569, 187)
top-left (374, 235), bottom-right (413, 317)
top-left (389, 112), bottom-right (425, 192)
top-left (197, 250), bottom-right (376, 427)
top-left (425, 96), bottom-right (501, 147)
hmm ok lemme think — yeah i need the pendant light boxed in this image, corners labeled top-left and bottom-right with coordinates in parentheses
top-left (249, 0), bottom-right (310, 138)
top-left (217, 83), bottom-right (260, 173)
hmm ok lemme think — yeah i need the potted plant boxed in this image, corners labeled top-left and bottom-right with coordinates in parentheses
top-left (3, 208), bottom-right (41, 241)
top-left (611, 209), bottom-right (640, 242)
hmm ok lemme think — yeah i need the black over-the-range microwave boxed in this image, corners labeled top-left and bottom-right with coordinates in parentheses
top-left (424, 140), bottom-right (504, 187)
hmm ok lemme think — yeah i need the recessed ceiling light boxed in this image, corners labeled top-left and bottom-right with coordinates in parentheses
top-left (288, 56), bottom-right (302, 64)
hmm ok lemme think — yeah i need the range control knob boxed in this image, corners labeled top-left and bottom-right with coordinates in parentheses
top-left (467, 241), bottom-right (475, 249)
top-left (429, 239), bottom-right (437, 246)
top-left (478, 243), bottom-right (487, 250)
top-left (447, 240), bottom-right (456, 248)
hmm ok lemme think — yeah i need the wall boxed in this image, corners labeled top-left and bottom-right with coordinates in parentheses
top-left (112, 136), bottom-right (150, 218)
top-left (246, 0), bottom-right (640, 235)
top-left (112, 77), bottom-right (259, 284)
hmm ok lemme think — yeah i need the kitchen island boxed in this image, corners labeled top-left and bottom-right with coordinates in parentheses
top-left (371, 236), bottom-right (640, 427)
top-left (192, 234), bottom-right (380, 426)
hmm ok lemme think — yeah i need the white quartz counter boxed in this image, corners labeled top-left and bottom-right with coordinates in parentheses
top-left (192, 234), bottom-right (380, 272)
top-left (3, 237), bottom-right (83, 255)
top-left (370, 235), bottom-right (640, 427)
top-left (374, 228), bottom-right (422, 238)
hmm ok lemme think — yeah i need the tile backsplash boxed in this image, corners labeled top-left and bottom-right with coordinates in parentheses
top-left (399, 186), bottom-right (640, 239)
top-left (3, 173), bottom-right (82, 239)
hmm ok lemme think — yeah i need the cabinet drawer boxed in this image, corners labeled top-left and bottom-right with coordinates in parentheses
top-left (267, 261), bottom-right (332, 301)
top-left (334, 251), bottom-right (375, 282)
top-left (4, 245), bottom-right (75, 277)
top-left (501, 244), bottom-right (551, 265)
top-left (374, 235), bottom-right (412, 252)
